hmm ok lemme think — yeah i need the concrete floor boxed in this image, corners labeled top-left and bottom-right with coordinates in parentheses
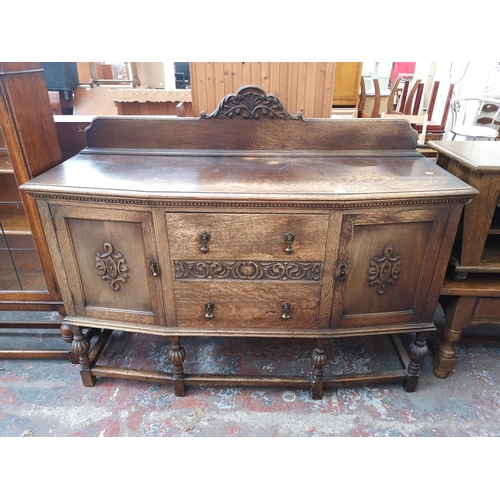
top-left (1, 306), bottom-right (500, 438)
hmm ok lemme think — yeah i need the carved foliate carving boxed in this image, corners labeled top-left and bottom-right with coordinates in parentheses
top-left (174, 260), bottom-right (321, 281)
top-left (95, 242), bottom-right (129, 291)
top-left (201, 85), bottom-right (302, 120)
top-left (367, 246), bottom-right (401, 295)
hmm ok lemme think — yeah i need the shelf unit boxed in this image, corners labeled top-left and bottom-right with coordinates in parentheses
top-left (428, 140), bottom-right (500, 378)
top-left (0, 130), bottom-right (47, 293)
top-left (428, 141), bottom-right (500, 279)
top-left (0, 62), bottom-right (69, 359)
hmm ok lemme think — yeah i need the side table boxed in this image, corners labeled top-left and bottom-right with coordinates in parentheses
top-left (428, 141), bottom-right (500, 378)
top-left (428, 141), bottom-right (500, 280)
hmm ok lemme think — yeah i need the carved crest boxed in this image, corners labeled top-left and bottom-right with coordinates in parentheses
top-left (367, 246), bottom-right (401, 295)
top-left (201, 85), bottom-right (302, 120)
top-left (95, 242), bottom-right (129, 291)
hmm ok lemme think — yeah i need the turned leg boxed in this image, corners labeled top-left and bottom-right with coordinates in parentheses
top-left (168, 336), bottom-right (186, 396)
top-left (311, 338), bottom-right (328, 400)
top-left (433, 296), bottom-right (476, 379)
top-left (403, 331), bottom-right (429, 392)
top-left (70, 325), bottom-right (96, 387)
top-left (60, 322), bottom-right (79, 364)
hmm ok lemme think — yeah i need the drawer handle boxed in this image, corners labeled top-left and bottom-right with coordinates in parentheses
top-left (200, 232), bottom-right (210, 254)
top-left (205, 301), bottom-right (214, 319)
top-left (284, 233), bottom-right (295, 254)
top-left (337, 261), bottom-right (347, 282)
top-left (149, 258), bottom-right (159, 277)
top-left (282, 302), bottom-right (291, 320)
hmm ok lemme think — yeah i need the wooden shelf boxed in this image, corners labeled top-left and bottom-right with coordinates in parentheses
top-left (481, 235), bottom-right (500, 265)
top-left (489, 209), bottom-right (500, 234)
top-left (454, 234), bottom-right (500, 273)
top-left (0, 213), bottom-right (32, 234)
top-left (442, 273), bottom-right (500, 297)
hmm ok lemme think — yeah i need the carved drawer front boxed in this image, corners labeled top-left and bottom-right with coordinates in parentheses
top-left (174, 282), bottom-right (321, 329)
top-left (331, 208), bottom-right (450, 329)
top-left (166, 213), bottom-right (329, 261)
top-left (50, 205), bottom-right (165, 325)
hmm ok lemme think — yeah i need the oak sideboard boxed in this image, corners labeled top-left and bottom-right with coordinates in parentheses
top-left (21, 86), bottom-right (477, 398)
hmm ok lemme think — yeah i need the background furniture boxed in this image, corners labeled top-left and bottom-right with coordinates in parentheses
top-left (189, 62), bottom-right (338, 118)
top-left (41, 62), bottom-right (79, 115)
top-left (429, 141), bottom-right (500, 279)
top-left (22, 86), bottom-right (475, 398)
top-left (358, 77), bottom-right (381, 118)
top-left (384, 77), bottom-right (402, 115)
top-left (449, 97), bottom-right (500, 140)
top-left (109, 88), bottom-right (193, 116)
top-left (412, 83), bottom-right (454, 142)
top-left (331, 62), bottom-right (362, 107)
top-left (433, 274), bottom-right (500, 378)
top-left (428, 140), bottom-right (500, 378)
top-left (0, 62), bottom-right (69, 358)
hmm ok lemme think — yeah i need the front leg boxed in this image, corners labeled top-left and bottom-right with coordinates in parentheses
top-left (70, 325), bottom-right (96, 387)
top-left (311, 338), bottom-right (328, 400)
top-left (60, 322), bottom-right (79, 364)
top-left (168, 336), bottom-right (186, 396)
top-left (403, 331), bottom-right (429, 392)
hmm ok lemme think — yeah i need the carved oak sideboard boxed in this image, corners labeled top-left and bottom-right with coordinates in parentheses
top-left (21, 86), bottom-right (477, 398)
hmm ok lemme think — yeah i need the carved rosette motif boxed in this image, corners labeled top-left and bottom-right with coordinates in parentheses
top-left (367, 246), bottom-right (401, 295)
top-left (174, 260), bottom-right (321, 281)
top-left (201, 85), bottom-right (302, 120)
top-left (95, 242), bottom-right (129, 291)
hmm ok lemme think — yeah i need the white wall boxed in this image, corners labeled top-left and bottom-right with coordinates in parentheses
top-left (134, 62), bottom-right (167, 89)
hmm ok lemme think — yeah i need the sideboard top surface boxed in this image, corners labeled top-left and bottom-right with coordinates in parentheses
top-left (22, 151), bottom-right (476, 205)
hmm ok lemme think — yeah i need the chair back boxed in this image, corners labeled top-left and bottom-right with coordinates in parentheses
top-left (358, 76), bottom-right (381, 118)
top-left (450, 97), bottom-right (500, 140)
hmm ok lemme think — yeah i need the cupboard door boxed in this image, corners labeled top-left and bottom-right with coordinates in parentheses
top-left (50, 205), bottom-right (165, 325)
top-left (331, 208), bottom-right (449, 328)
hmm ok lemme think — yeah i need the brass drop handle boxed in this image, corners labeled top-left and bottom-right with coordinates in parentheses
top-left (282, 302), bottom-right (291, 320)
top-left (284, 233), bottom-right (295, 254)
top-left (200, 232), bottom-right (210, 254)
top-left (205, 301), bottom-right (214, 319)
top-left (149, 258), bottom-right (159, 277)
top-left (337, 261), bottom-right (347, 282)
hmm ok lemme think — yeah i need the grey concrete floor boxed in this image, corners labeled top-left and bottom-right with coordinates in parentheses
top-left (1, 304), bottom-right (498, 498)
top-left (1, 306), bottom-right (499, 438)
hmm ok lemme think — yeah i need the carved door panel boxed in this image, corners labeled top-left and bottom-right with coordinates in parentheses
top-left (50, 205), bottom-right (165, 325)
top-left (331, 208), bottom-right (449, 329)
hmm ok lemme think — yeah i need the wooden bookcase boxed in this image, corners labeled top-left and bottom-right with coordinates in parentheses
top-left (0, 62), bottom-right (69, 359)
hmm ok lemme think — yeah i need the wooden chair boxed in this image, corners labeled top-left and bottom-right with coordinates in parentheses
top-left (386, 77), bottom-right (423, 116)
top-left (358, 77), bottom-right (381, 118)
top-left (384, 77), bottom-right (402, 114)
top-left (412, 83), bottom-right (455, 141)
top-left (403, 79), bottom-right (422, 115)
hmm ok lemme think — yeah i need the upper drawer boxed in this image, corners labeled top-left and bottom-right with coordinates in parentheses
top-left (166, 213), bottom-right (329, 261)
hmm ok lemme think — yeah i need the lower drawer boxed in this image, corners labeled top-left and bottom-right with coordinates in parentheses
top-left (174, 282), bottom-right (321, 329)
